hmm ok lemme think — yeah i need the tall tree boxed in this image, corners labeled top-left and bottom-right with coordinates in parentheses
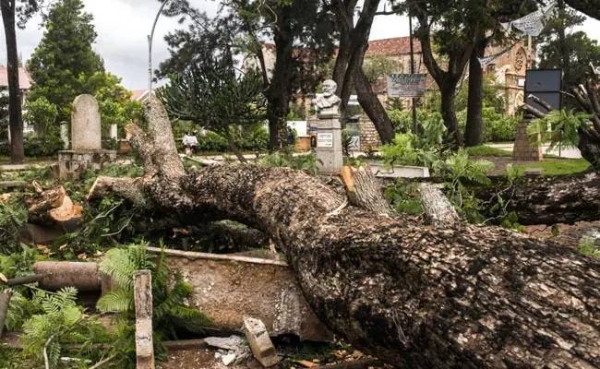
top-left (538, 0), bottom-right (600, 108)
top-left (1, 0), bottom-right (43, 163)
top-left (158, 12), bottom-right (266, 162)
top-left (407, 0), bottom-right (484, 148)
top-left (222, 0), bottom-right (336, 150)
top-left (26, 0), bottom-right (104, 127)
top-left (399, 0), bottom-right (533, 148)
top-left (464, 39), bottom-right (491, 147)
top-left (327, 0), bottom-right (396, 144)
top-left (463, 1), bottom-right (532, 147)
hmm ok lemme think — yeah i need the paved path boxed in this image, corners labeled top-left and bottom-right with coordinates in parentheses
top-left (488, 143), bottom-right (582, 159)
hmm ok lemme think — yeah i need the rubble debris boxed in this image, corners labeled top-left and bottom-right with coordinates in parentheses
top-left (243, 317), bottom-right (280, 368)
top-left (205, 335), bottom-right (251, 366)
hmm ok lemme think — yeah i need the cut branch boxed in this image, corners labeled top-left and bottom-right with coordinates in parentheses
top-left (418, 183), bottom-right (460, 227)
top-left (340, 165), bottom-right (393, 216)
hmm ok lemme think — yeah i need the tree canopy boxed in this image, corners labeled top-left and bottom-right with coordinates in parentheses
top-left (26, 0), bottom-right (104, 124)
top-left (158, 13), bottom-right (266, 162)
top-left (538, 2), bottom-right (600, 108)
top-left (26, 0), bottom-right (140, 138)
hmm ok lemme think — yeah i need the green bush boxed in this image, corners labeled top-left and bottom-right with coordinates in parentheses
top-left (484, 111), bottom-right (518, 142)
top-left (0, 135), bottom-right (63, 157)
top-left (196, 131), bottom-right (228, 152)
top-left (457, 108), bottom-right (518, 143)
top-left (24, 135), bottom-right (63, 157)
top-left (237, 125), bottom-right (269, 152)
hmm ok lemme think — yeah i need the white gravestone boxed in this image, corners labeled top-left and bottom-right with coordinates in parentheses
top-left (71, 94), bottom-right (101, 151)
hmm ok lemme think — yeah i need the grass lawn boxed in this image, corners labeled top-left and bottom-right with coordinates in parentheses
top-left (513, 158), bottom-right (590, 176)
top-left (0, 156), bottom-right (56, 164)
top-left (466, 145), bottom-right (512, 157)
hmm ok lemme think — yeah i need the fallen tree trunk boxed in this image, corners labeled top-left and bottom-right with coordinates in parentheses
top-left (88, 96), bottom-right (600, 368)
top-left (478, 171), bottom-right (600, 225)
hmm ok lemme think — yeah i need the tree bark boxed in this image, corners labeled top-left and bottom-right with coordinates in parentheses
top-left (33, 261), bottom-right (101, 291)
top-left (418, 183), bottom-right (460, 228)
top-left (265, 5), bottom-right (294, 151)
top-left (440, 83), bottom-right (463, 148)
top-left (91, 96), bottom-right (600, 368)
top-left (0, 288), bottom-right (12, 338)
top-left (480, 171), bottom-right (600, 225)
top-left (465, 42), bottom-right (487, 147)
top-left (340, 165), bottom-right (393, 216)
top-left (354, 69), bottom-right (395, 144)
top-left (331, 0), bottom-right (357, 119)
top-left (0, 0), bottom-right (24, 164)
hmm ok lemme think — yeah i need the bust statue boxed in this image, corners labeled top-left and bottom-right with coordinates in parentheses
top-left (314, 79), bottom-right (341, 118)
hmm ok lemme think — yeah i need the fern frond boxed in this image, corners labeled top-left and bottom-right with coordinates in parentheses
top-left (97, 289), bottom-right (134, 313)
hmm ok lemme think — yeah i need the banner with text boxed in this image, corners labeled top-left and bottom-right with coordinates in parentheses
top-left (387, 74), bottom-right (427, 98)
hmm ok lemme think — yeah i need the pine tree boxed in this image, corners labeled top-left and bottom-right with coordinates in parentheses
top-left (26, 0), bottom-right (104, 126)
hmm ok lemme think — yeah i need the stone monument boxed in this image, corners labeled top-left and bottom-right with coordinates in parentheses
top-left (58, 94), bottom-right (116, 180)
top-left (71, 95), bottom-right (102, 150)
top-left (310, 80), bottom-right (343, 174)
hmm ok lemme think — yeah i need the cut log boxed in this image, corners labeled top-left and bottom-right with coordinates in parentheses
top-left (0, 289), bottom-right (12, 338)
top-left (340, 165), bottom-right (393, 216)
top-left (89, 95), bottom-right (600, 368)
top-left (25, 185), bottom-right (83, 230)
top-left (134, 270), bottom-right (154, 369)
top-left (33, 262), bottom-right (100, 291)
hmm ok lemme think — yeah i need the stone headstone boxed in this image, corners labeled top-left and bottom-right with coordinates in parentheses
top-left (71, 94), bottom-right (101, 151)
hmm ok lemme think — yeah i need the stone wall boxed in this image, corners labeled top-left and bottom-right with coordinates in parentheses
top-left (359, 117), bottom-right (382, 152)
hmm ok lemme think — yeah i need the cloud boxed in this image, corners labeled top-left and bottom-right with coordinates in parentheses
top-left (0, 0), bottom-right (219, 89)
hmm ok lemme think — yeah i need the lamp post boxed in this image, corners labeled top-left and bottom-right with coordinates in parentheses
top-left (408, 10), bottom-right (417, 134)
top-left (148, 0), bottom-right (171, 92)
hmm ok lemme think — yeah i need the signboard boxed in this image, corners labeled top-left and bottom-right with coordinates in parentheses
top-left (525, 69), bottom-right (562, 112)
top-left (316, 133), bottom-right (333, 148)
top-left (387, 74), bottom-right (427, 98)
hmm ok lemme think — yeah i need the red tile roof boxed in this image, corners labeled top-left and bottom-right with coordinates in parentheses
top-left (0, 67), bottom-right (33, 89)
top-left (367, 37), bottom-right (422, 57)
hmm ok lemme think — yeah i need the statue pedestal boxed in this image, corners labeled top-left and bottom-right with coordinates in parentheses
top-left (58, 150), bottom-right (117, 180)
top-left (310, 115), bottom-right (343, 175)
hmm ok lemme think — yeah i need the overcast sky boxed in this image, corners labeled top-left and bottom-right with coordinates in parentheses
top-left (0, 0), bottom-right (598, 90)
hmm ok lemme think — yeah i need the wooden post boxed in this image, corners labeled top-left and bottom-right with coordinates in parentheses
top-left (134, 270), bottom-right (154, 369)
top-left (0, 289), bottom-right (13, 338)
